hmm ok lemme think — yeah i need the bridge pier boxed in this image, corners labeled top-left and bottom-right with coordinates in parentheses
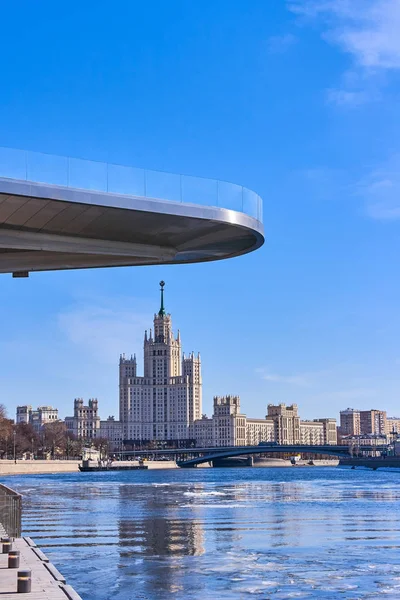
top-left (247, 456), bottom-right (253, 467)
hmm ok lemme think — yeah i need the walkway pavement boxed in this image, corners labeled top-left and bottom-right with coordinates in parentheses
top-left (0, 537), bottom-right (82, 599)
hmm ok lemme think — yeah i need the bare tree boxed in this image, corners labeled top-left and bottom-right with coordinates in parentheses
top-left (0, 406), bottom-right (15, 458)
top-left (42, 421), bottom-right (68, 457)
top-left (15, 423), bottom-right (39, 455)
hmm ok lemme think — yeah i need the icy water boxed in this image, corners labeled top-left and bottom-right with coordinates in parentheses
top-left (7, 467), bottom-right (400, 599)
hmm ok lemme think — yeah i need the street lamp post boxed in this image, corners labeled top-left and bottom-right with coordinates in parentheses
top-left (13, 430), bottom-right (16, 464)
top-left (31, 438), bottom-right (34, 460)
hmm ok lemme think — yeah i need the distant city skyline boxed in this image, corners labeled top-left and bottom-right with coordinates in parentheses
top-left (17, 397), bottom-right (400, 455)
top-left (15, 399), bottom-right (400, 432)
top-left (5, 280), bottom-right (400, 424)
top-left (6, 281), bottom-right (400, 423)
top-left (1, 1), bottom-right (400, 419)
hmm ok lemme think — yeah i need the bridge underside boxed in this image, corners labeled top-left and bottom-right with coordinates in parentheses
top-left (0, 178), bottom-right (264, 275)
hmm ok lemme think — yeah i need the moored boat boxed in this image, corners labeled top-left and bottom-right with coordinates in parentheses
top-left (78, 459), bottom-right (148, 472)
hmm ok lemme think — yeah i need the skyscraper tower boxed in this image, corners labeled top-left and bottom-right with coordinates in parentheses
top-left (119, 282), bottom-right (202, 443)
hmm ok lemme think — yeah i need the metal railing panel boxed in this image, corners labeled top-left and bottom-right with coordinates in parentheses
top-left (0, 484), bottom-right (22, 538)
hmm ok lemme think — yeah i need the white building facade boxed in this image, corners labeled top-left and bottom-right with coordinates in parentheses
top-left (192, 401), bottom-right (337, 448)
top-left (16, 405), bottom-right (32, 424)
top-left (99, 417), bottom-right (124, 452)
top-left (16, 405), bottom-right (59, 432)
top-left (212, 396), bottom-right (247, 447)
top-left (193, 415), bottom-right (214, 448)
top-left (246, 418), bottom-right (275, 446)
top-left (119, 282), bottom-right (202, 444)
top-left (65, 398), bottom-right (100, 440)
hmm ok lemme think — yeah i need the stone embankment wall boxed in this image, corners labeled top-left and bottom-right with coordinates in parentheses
top-left (0, 460), bottom-right (81, 475)
top-left (0, 459), bottom-right (179, 475)
top-left (340, 457), bottom-right (400, 469)
top-left (0, 458), bottom-right (340, 476)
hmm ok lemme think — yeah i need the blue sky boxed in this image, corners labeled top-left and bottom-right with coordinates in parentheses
top-left (1, 0), bottom-right (400, 421)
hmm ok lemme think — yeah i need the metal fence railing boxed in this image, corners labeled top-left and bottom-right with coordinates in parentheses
top-left (0, 484), bottom-right (22, 538)
top-left (0, 147), bottom-right (263, 223)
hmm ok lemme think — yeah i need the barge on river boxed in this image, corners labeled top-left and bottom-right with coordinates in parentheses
top-left (79, 460), bottom-right (148, 472)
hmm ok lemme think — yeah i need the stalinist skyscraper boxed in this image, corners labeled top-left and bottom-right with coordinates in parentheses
top-left (119, 282), bottom-right (202, 443)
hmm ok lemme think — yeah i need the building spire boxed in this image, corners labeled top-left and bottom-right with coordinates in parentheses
top-left (159, 280), bottom-right (166, 316)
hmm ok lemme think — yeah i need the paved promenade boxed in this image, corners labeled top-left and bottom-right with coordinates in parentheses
top-left (0, 537), bottom-right (82, 599)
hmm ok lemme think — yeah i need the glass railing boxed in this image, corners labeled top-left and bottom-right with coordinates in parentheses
top-left (0, 147), bottom-right (263, 223)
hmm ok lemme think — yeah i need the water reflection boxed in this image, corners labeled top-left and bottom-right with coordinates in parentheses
top-left (118, 518), bottom-right (204, 556)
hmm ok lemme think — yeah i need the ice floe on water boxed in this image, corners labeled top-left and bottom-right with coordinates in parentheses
top-left (183, 490), bottom-right (226, 496)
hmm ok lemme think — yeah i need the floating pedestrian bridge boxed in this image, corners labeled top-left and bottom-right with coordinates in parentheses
top-left (0, 147), bottom-right (264, 275)
top-left (176, 444), bottom-right (377, 468)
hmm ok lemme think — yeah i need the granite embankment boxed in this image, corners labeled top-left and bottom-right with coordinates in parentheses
top-left (0, 458), bottom-right (340, 475)
top-left (339, 457), bottom-right (400, 469)
top-left (0, 459), bottom-right (179, 475)
top-left (0, 460), bottom-right (81, 475)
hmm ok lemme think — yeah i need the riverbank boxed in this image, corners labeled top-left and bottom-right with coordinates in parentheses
top-left (0, 458), bottom-right (341, 475)
top-left (0, 460), bottom-right (81, 475)
top-left (340, 457), bottom-right (400, 469)
top-left (0, 459), bottom-right (179, 475)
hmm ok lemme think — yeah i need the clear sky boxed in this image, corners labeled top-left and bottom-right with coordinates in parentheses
top-left (1, 0), bottom-right (399, 422)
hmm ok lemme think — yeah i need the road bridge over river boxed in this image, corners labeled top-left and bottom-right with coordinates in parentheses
top-left (116, 444), bottom-right (384, 468)
top-left (175, 444), bottom-right (362, 468)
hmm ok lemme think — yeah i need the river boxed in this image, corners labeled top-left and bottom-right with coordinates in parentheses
top-left (8, 467), bottom-right (400, 599)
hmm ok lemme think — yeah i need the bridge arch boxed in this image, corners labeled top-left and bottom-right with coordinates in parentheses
top-left (177, 444), bottom-right (351, 468)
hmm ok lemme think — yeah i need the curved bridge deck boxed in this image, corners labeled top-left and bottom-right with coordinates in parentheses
top-left (0, 147), bottom-right (264, 275)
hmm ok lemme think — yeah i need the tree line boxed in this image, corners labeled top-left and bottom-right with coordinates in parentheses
top-left (0, 404), bottom-right (108, 459)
